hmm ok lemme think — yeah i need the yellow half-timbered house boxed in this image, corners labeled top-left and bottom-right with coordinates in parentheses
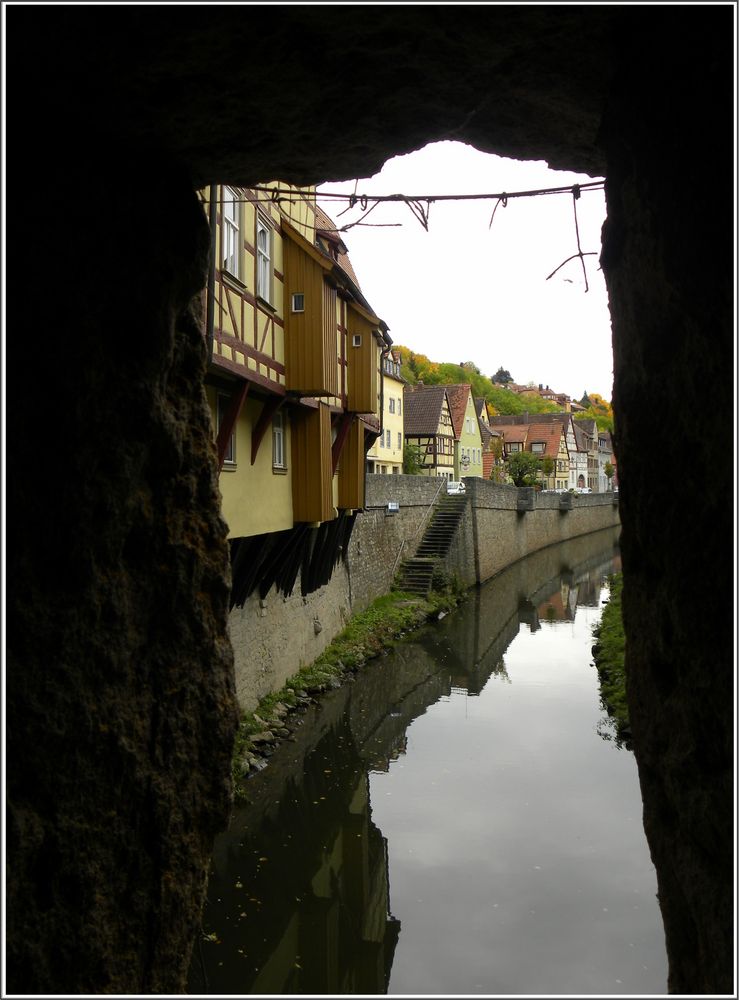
top-left (402, 384), bottom-right (455, 479)
top-left (199, 185), bottom-right (391, 603)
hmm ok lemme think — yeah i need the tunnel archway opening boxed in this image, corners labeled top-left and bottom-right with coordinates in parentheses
top-left (312, 139), bottom-right (613, 406)
top-left (7, 6), bottom-right (734, 996)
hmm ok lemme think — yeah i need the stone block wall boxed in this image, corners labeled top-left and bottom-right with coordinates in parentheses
top-left (446, 478), bottom-right (621, 587)
top-left (229, 475), bottom-right (620, 712)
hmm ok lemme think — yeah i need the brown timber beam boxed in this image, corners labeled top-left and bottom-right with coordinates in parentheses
top-left (217, 381), bottom-right (250, 471)
top-left (251, 396), bottom-right (283, 466)
top-left (331, 412), bottom-right (354, 476)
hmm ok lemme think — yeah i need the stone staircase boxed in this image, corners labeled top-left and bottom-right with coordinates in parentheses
top-left (396, 494), bottom-right (469, 596)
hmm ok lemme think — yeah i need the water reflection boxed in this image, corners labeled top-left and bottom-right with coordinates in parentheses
top-left (189, 527), bottom-right (665, 995)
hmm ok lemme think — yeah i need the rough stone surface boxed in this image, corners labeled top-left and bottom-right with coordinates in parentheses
top-left (7, 5), bottom-right (734, 994)
top-left (7, 158), bottom-right (240, 992)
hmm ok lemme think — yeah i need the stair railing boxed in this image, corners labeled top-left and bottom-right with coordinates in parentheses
top-left (391, 478), bottom-right (447, 578)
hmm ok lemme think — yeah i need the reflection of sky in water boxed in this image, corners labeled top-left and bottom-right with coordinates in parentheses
top-left (370, 589), bottom-right (667, 996)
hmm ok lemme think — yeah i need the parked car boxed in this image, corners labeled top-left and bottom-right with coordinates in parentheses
top-left (446, 480), bottom-right (466, 495)
top-left (575, 486), bottom-right (593, 494)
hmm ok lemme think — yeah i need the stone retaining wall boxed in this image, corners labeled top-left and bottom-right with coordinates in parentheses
top-left (228, 475), bottom-right (620, 711)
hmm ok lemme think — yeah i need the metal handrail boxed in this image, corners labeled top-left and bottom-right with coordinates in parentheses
top-left (392, 478), bottom-right (446, 577)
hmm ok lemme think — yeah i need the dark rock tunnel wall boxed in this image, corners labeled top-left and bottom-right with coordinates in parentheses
top-left (7, 7), bottom-right (734, 994)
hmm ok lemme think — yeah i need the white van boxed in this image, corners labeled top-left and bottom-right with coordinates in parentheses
top-left (447, 481), bottom-right (466, 495)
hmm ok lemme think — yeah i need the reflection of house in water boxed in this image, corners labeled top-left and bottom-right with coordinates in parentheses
top-left (191, 528), bottom-right (623, 996)
top-left (190, 717), bottom-right (401, 996)
top-left (537, 579), bottom-right (579, 623)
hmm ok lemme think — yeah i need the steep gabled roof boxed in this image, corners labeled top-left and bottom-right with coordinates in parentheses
top-left (474, 397), bottom-right (491, 425)
top-left (572, 420), bottom-right (594, 451)
top-left (403, 384), bottom-right (450, 436)
top-left (314, 204), bottom-right (362, 289)
top-left (443, 383), bottom-right (473, 440)
top-left (526, 422), bottom-right (565, 457)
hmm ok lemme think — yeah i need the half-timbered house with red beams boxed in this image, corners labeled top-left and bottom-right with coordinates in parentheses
top-left (199, 184), bottom-right (391, 604)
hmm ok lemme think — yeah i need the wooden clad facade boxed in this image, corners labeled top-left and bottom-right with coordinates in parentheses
top-left (337, 419), bottom-right (366, 510)
top-left (291, 403), bottom-right (335, 524)
top-left (283, 222), bottom-right (339, 397)
top-left (345, 303), bottom-right (379, 413)
top-left (200, 182), bottom-right (392, 602)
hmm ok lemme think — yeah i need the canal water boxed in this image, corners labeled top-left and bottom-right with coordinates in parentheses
top-left (188, 527), bottom-right (668, 996)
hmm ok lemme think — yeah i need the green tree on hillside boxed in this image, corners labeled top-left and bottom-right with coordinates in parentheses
top-left (487, 386), bottom-right (560, 416)
top-left (493, 367), bottom-right (513, 384)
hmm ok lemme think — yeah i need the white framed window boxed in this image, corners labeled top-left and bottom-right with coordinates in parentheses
top-left (397, 398), bottom-right (401, 415)
top-left (386, 429), bottom-right (391, 448)
top-left (388, 397), bottom-right (395, 414)
top-left (397, 432), bottom-right (402, 449)
top-left (352, 334), bottom-right (362, 347)
top-left (291, 293), bottom-right (305, 313)
top-left (531, 442), bottom-right (545, 454)
top-left (222, 187), bottom-right (241, 279)
top-left (256, 216), bottom-right (272, 302)
top-left (272, 411), bottom-right (286, 469)
top-left (508, 442), bottom-right (522, 453)
top-left (217, 393), bottom-right (236, 465)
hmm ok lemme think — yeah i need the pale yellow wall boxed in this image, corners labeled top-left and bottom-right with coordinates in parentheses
top-left (207, 387), bottom-right (294, 538)
top-left (457, 394), bottom-right (484, 478)
top-left (367, 371), bottom-right (403, 472)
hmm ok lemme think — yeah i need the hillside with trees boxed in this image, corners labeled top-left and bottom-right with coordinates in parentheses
top-left (394, 345), bottom-right (613, 425)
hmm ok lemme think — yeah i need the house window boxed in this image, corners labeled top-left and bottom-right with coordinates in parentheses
top-left (397, 398), bottom-right (401, 415)
top-left (272, 411), bottom-right (286, 470)
top-left (222, 187), bottom-right (241, 279)
top-left (386, 429), bottom-right (391, 448)
top-left (216, 393), bottom-right (236, 465)
top-left (256, 216), bottom-right (272, 302)
top-left (291, 293), bottom-right (305, 313)
top-left (388, 397), bottom-right (395, 414)
top-left (397, 431), bottom-right (402, 450)
top-left (508, 442), bottom-right (521, 453)
top-left (531, 442), bottom-right (545, 454)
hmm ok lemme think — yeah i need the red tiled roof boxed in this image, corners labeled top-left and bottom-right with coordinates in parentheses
top-left (493, 424), bottom-right (528, 445)
top-left (314, 204), bottom-right (362, 289)
top-left (526, 422), bottom-right (565, 458)
top-left (443, 384), bottom-right (472, 439)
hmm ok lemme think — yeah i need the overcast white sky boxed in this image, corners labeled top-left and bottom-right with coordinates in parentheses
top-left (317, 141), bottom-right (614, 402)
